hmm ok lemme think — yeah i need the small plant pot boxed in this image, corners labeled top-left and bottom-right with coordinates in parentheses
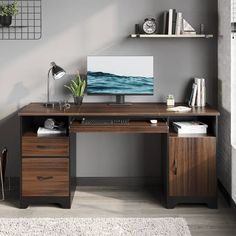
top-left (73, 96), bottom-right (83, 106)
top-left (0, 16), bottom-right (12, 27)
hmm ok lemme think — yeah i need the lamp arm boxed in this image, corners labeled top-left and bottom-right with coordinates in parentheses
top-left (47, 67), bottom-right (53, 104)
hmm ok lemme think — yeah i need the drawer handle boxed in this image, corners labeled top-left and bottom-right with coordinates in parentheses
top-left (173, 159), bottom-right (178, 175)
top-left (37, 176), bottom-right (54, 181)
top-left (36, 145), bottom-right (58, 149)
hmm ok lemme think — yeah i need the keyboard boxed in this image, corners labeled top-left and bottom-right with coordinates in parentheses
top-left (81, 119), bottom-right (129, 125)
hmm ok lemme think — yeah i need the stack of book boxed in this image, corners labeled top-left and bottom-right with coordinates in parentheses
top-left (173, 121), bottom-right (208, 134)
top-left (188, 78), bottom-right (206, 107)
top-left (37, 127), bottom-right (67, 136)
top-left (162, 9), bottom-right (196, 35)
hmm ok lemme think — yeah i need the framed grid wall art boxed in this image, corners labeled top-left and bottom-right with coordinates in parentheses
top-left (0, 0), bottom-right (42, 40)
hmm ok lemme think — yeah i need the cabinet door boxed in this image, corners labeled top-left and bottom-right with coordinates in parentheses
top-left (169, 136), bottom-right (216, 197)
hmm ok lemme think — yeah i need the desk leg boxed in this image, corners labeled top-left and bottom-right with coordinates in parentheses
top-left (161, 133), bottom-right (168, 207)
top-left (19, 201), bottom-right (29, 209)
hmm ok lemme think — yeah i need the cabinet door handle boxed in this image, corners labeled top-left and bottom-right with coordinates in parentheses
top-left (36, 145), bottom-right (57, 149)
top-left (37, 176), bottom-right (53, 181)
top-left (173, 159), bottom-right (178, 175)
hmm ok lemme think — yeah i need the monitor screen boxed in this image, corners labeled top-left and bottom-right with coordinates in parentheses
top-left (87, 56), bottom-right (154, 95)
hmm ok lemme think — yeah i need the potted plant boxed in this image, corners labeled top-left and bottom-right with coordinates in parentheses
top-left (64, 73), bottom-right (86, 106)
top-left (0, 1), bottom-right (18, 27)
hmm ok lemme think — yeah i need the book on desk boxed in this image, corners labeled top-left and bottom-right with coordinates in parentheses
top-left (173, 121), bottom-right (208, 134)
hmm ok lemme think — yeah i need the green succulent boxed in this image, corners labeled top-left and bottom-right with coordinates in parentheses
top-left (64, 73), bottom-right (86, 97)
top-left (0, 1), bottom-right (19, 16)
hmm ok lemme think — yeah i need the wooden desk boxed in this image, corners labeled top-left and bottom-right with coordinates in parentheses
top-left (18, 103), bottom-right (220, 209)
top-left (19, 103), bottom-right (219, 117)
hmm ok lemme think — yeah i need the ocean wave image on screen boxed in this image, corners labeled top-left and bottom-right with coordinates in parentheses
top-left (87, 71), bottom-right (154, 95)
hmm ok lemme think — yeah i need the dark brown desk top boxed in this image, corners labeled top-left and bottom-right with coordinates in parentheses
top-left (18, 103), bottom-right (220, 117)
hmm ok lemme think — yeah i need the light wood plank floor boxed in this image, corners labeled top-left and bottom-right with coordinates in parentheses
top-left (0, 187), bottom-right (236, 236)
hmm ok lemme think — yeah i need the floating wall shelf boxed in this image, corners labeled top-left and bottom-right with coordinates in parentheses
top-left (130, 34), bottom-right (214, 39)
top-left (0, 0), bottom-right (42, 40)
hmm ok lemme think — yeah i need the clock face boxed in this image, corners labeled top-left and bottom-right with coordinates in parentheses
top-left (143, 19), bottom-right (157, 34)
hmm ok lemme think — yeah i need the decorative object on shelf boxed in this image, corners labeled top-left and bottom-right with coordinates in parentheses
top-left (36, 118), bottom-right (67, 137)
top-left (167, 94), bottom-right (175, 107)
top-left (58, 100), bottom-right (71, 111)
top-left (166, 106), bottom-right (191, 112)
top-left (44, 118), bottom-right (64, 130)
top-left (200, 24), bottom-right (205, 35)
top-left (131, 8), bottom-right (213, 38)
top-left (0, 0), bottom-right (42, 40)
top-left (64, 72), bottom-right (86, 106)
top-left (142, 17), bottom-right (157, 34)
top-left (135, 24), bottom-right (140, 34)
top-left (133, 8), bottom-right (205, 37)
top-left (0, 0), bottom-right (18, 27)
top-left (45, 62), bottom-right (66, 108)
top-left (182, 19), bottom-right (196, 35)
top-left (166, 8), bottom-right (196, 35)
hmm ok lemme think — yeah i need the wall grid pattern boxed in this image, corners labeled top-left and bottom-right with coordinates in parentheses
top-left (0, 0), bottom-right (42, 40)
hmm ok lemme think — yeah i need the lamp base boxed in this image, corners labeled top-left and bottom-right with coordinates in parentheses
top-left (44, 102), bottom-right (56, 108)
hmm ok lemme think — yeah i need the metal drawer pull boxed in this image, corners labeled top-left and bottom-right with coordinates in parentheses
top-left (174, 159), bottom-right (178, 175)
top-left (37, 176), bottom-right (53, 181)
top-left (36, 145), bottom-right (59, 149)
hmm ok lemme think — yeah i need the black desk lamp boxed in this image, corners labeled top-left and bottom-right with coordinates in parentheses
top-left (45, 62), bottom-right (66, 107)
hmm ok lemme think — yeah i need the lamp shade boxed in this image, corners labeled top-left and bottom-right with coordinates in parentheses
top-left (51, 62), bottom-right (66, 80)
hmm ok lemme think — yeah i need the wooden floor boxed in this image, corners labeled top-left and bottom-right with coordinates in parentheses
top-left (1, 187), bottom-right (236, 236)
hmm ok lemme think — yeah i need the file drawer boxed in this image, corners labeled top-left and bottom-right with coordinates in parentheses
top-left (22, 158), bottom-right (69, 196)
top-left (22, 136), bottom-right (69, 157)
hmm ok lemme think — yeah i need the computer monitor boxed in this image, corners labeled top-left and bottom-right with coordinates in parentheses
top-left (87, 56), bottom-right (154, 104)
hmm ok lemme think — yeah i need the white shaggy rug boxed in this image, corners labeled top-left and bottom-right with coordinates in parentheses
top-left (0, 218), bottom-right (191, 236)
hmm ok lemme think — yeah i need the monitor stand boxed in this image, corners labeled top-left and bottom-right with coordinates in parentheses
top-left (108, 95), bottom-right (132, 106)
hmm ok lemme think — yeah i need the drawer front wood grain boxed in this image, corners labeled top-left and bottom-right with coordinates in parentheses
top-left (22, 137), bottom-right (69, 157)
top-left (169, 136), bottom-right (216, 197)
top-left (22, 158), bottom-right (69, 196)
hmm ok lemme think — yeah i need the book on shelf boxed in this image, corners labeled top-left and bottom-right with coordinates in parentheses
top-left (172, 9), bottom-right (177, 34)
top-left (201, 79), bottom-right (206, 107)
top-left (37, 127), bottom-right (67, 136)
top-left (189, 78), bottom-right (206, 107)
top-left (162, 11), bottom-right (168, 34)
top-left (160, 9), bottom-right (199, 36)
top-left (195, 78), bottom-right (201, 107)
top-left (175, 12), bottom-right (182, 35)
top-left (173, 121), bottom-right (208, 134)
top-left (189, 83), bottom-right (198, 107)
top-left (168, 9), bottom-right (173, 35)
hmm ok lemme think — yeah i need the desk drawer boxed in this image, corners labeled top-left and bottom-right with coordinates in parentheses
top-left (22, 158), bottom-right (69, 196)
top-left (22, 137), bottom-right (69, 157)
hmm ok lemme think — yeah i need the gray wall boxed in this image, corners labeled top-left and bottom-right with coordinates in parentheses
top-left (0, 0), bottom-right (218, 178)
